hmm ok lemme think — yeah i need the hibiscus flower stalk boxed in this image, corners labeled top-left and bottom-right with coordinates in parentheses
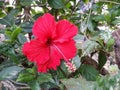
top-left (22, 13), bottom-right (78, 73)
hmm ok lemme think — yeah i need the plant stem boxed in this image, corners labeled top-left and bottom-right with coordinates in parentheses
top-left (49, 70), bottom-right (59, 85)
top-left (58, 67), bottom-right (68, 78)
top-left (100, 0), bottom-right (120, 5)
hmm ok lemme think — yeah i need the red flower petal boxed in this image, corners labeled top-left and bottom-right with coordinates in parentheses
top-left (37, 64), bottom-right (48, 73)
top-left (47, 46), bottom-right (61, 69)
top-left (32, 13), bottom-right (56, 41)
top-left (54, 20), bottom-right (78, 43)
top-left (37, 46), bottom-right (61, 72)
top-left (22, 39), bottom-right (49, 64)
top-left (22, 39), bottom-right (61, 73)
top-left (53, 40), bottom-right (77, 61)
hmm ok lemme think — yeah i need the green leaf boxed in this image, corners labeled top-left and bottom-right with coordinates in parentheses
top-left (70, 16), bottom-right (80, 20)
top-left (61, 78), bottom-right (95, 90)
top-left (104, 14), bottom-right (111, 23)
top-left (0, 66), bottom-right (23, 80)
top-left (74, 34), bottom-right (85, 49)
top-left (87, 20), bottom-right (94, 31)
top-left (0, 1), bottom-right (4, 7)
top-left (37, 73), bottom-right (53, 84)
top-left (82, 40), bottom-right (98, 55)
top-left (94, 38), bottom-right (104, 47)
top-left (21, 21), bottom-right (33, 33)
top-left (48, 0), bottom-right (64, 9)
top-left (11, 27), bottom-right (21, 42)
top-left (17, 68), bottom-right (36, 82)
top-left (18, 33), bottom-right (27, 44)
top-left (0, 9), bottom-right (19, 26)
top-left (79, 65), bottom-right (99, 81)
top-left (5, 30), bottom-right (12, 38)
top-left (17, 73), bottom-right (35, 82)
top-left (0, 60), bottom-right (15, 71)
top-left (40, 82), bottom-right (59, 90)
top-left (59, 60), bottom-right (69, 77)
top-left (20, 0), bottom-right (33, 6)
top-left (98, 51), bottom-right (107, 70)
top-left (106, 38), bottom-right (114, 51)
top-left (92, 15), bottom-right (105, 21)
top-left (72, 55), bottom-right (81, 69)
top-left (94, 71), bottom-right (120, 90)
top-left (112, 19), bottom-right (120, 25)
top-left (99, 30), bottom-right (112, 43)
top-left (29, 80), bottom-right (41, 90)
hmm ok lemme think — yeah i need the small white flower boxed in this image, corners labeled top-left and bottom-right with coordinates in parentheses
top-left (108, 64), bottom-right (119, 75)
top-left (0, 34), bottom-right (5, 43)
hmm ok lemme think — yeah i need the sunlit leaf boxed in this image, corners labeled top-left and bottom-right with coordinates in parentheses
top-left (17, 68), bottom-right (35, 83)
top-left (11, 27), bottom-right (21, 42)
top-left (72, 55), bottom-right (81, 69)
top-left (112, 19), bottom-right (120, 25)
top-left (61, 78), bottom-right (95, 90)
top-left (82, 40), bottom-right (98, 55)
top-left (74, 34), bottom-right (85, 49)
top-left (106, 38), bottom-right (114, 51)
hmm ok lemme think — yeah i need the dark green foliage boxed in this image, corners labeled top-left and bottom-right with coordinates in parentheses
top-left (48, 0), bottom-right (64, 9)
top-left (0, 0), bottom-right (120, 89)
top-left (79, 65), bottom-right (99, 81)
top-left (98, 51), bottom-right (107, 70)
top-left (0, 9), bottom-right (19, 26)
top-left (0, 66), bottom-right (23, 80)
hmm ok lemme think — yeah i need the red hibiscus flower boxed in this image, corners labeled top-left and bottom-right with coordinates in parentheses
top-left (22, 13), bottom-right (78, 73)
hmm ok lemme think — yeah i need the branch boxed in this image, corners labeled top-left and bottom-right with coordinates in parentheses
top-left (100, 0), bottom-right (120, 5)
top-left (31, 3), bottom-right (46, 7)
top-left (64, 0), bottom-right (70, 5)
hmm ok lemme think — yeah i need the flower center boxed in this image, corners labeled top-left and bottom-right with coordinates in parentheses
top-left (46, 38), bottom-right (52, 45)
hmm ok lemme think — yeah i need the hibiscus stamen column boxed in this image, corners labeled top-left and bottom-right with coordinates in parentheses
top-left (52, 43), bottom-right (76, 73)
top-left (52, 43), bottom-right (68, 60)
top-left (65, 61), bottom-right (76, 73)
